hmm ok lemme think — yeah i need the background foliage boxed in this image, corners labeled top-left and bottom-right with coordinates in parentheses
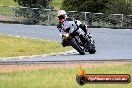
top-left (107, 0), bottom-right (132, 14)
top-left (62, 0), bottom-right (109, 13)
top-left (13, 0), bottom-right (51, 24)
top-left (62, 0), bottom-right (132, 14)
top-left (14, 0), bottom-right (49, 8)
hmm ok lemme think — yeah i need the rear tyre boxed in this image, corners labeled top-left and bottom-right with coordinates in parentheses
top-left (70, 38), bottom-right (85, 55)
top-left (89, 44), bottom-right (96, 54)
top-left (89, 48), bottom-right (96, 54)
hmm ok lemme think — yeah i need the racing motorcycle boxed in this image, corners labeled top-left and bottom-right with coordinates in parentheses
top-left (59, 20), bottom-right (96, 55)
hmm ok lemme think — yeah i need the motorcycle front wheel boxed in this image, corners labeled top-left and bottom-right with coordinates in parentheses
top-left (70, 38), bottom-right (85, 55)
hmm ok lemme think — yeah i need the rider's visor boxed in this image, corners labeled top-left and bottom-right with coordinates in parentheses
top-left (58, 15), bottom-right (65, 20)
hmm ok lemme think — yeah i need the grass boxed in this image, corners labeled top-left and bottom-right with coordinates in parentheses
top-left (0, 0), bottom-right (19, 16)
top-left (0, 7), bottom-right (15, 16)
top-left (0, 35), bottom-right (72, 58)
top-left (0, 0), bottom-right (18, 6)
top-left (0, 0), bottom-right (63, 10)
top-left (0, 63), bottom-right (131, 88)
top-left (50, 0), bottom-right (63, 10)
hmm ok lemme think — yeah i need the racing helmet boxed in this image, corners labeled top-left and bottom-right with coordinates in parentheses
top-left (58, 10), bottom-right (67, 20)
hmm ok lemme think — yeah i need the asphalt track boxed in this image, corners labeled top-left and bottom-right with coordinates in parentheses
top-left (0, 23), bottom-right (132, 63)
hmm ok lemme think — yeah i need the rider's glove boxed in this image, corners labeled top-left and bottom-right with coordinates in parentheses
top-left (59, 28), bottom-right (63, 32)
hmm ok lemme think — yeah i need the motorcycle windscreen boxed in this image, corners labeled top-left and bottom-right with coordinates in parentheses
top-left (62, 21), bottom-right (78, 33)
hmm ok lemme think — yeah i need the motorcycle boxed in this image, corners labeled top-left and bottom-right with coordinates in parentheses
top-left (59, 20), bottom-right (96, 55)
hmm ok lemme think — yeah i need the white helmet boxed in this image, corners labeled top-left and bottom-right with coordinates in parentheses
top-left (58, 10), bottom-right (67, 16)
top-left (58, 10), bottom-right (67, 20)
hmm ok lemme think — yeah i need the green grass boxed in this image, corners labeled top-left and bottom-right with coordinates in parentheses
top-left (0, 0), bottom-right (64, 8)
top-left (50, 0), bottom-right (63, 10)
top-left (0, 0), bottom-right (19, 16)
top-left (0, 0), bottom-right (64, 16)
top-left (0, 35), bottom-right (72, 58)
top-left (0, 64), bottom-right (132, 88)
top-left (0, 0), bottom-right (18, 6)
top-left (0, 7), bottom-right (15, 16)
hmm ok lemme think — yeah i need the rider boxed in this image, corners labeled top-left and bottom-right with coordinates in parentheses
top-left (57, 10), bottom-right (88, 36)
top-left (57, 10), bottom-right (89, 47)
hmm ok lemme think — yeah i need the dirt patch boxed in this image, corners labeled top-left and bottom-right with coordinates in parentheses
top-left (0, 61), bottom-right (131, 73)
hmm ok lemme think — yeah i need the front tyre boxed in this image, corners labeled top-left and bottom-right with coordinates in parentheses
top-left (70, 38), bottom-right (85, 55)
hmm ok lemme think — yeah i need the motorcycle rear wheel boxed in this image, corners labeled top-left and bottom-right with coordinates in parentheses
top-left (88, 45), bottom-right (96, 54)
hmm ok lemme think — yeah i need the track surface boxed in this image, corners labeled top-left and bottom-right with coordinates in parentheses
top-left (0, 23), bottom-right (132, 62)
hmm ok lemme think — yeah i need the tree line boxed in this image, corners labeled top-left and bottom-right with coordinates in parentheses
top-left (14, 0), bottom-right (132, 14)
top-left (13, 0), bottom-right (132, 24)
top-left (62, 0), bottom-right (132, 14)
